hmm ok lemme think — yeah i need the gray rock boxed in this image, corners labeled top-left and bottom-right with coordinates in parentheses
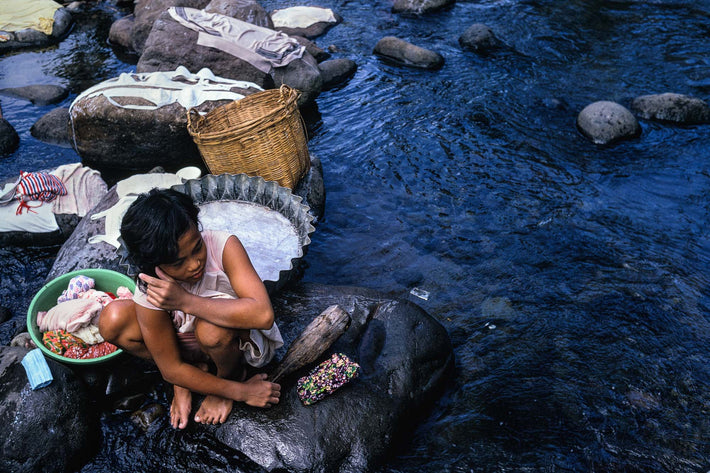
top-left (576, 100), bottom-right (641, 145)
top-left (137, 9), bottom-right (273, 88)
top-left (293, 155), bottom-right (325, 224)
top-left (108, 14), bottom-right (135, 51)
top-left (459, 23), bottom-right (503, 55)
top-left (271, 54), bottom-right (323, 106)
top-left (0, 118), bottom-right (19, 155)
top-left (0, 85), bottom-right (69, 106)
top-left (0, 346), bottom-right (98, 473)
top-left (10, 333), bottom-right (35, 349)
top-left (132, 0), bottom-right (209, 54)
top-left (69, 79), bottom-right (261, 173)
top-left (392, 0), bottom-right (454, 15)
top-left (30, 107), bottom-right (72, 147)
top-left (293, 35), bottom-right (331, 63)
top-left (630, 92), bottom-right (710, 125)
top-left (137, 9), bottom-right (323, 105)
top-left (318, 58), bottom-right (358, 91)
top-left (214, 282), bottom-right (454, 472)
top-left (205, 0), bottom-right (273, 28)
top-left (0, 8), bottom-right (73, 52)
top-left (374, 36), bottom-right (444, 70)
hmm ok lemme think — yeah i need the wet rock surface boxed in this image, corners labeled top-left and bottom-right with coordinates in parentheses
top-left (318, 58), bottom-right (358, 91)
top-left (0, 346), bottom-right (98, 473)
top-left (0, 119), bottom-right (20, 156)
top-left (0, 84), bottom-right (69, 106)
top-left (1, 283), bottom-right (453, 473)
top-left (31, 107), bottom-right (72, 147)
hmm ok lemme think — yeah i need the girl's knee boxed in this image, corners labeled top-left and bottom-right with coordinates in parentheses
top-left (98, 300), bottom-right (134, 342)
top-left (194, 320), bottom-right (239, 350)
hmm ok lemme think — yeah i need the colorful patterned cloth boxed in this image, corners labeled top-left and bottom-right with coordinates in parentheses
top-left (57, 275), bottom-right (95, 304)
top-left (42, 329), bottom-right (88, 355)
top-left (297, 353), bottom-right (360, 406)
top-left (63, 341), bottom-right (118, 359)
top-left (13, 171), bottom-right (68, 215)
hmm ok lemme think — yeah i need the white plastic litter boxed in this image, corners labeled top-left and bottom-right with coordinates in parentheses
top-left (410, 287), bottom-right (430, 301)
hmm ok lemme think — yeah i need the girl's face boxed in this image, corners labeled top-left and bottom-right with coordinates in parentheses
top-left (158, 225), bottom-right (207, 284)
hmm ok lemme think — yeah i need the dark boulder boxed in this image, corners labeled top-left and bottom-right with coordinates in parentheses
top-left (30, 107), bottom-right (72, 147)
top-left (459, 23), bottom-right (504, 55)
top-left (0, 346), bottom-right (99, 473)
top-left (108, 14), bottom-right (135, 51)
top-left (69, 71), bottom-right (262, 173)
top-left (270, 7), bottom-right (342, 39)
top-left (0, 118), bottom-right (20, 156)
top-left (131, 0), bottom-right (209, 54)
top-left (318, 58), bottom-right (358, 91)
top-left (205, 0), bottom-right (273, 27)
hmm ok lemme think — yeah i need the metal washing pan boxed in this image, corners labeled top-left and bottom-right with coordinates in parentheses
top-left (120, 173), bottom-right (315, 294)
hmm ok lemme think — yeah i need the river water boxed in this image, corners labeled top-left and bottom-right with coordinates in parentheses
top-left (2, 0), bottom-right (710, 471)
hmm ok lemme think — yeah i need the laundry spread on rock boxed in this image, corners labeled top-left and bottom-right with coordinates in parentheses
top-left (0, 0), bottom-right (62, 35)
top-left (69, 66), bottom-right (262, 113)
top-left (270, 6), bottom-right (338, 29)
top-left (168, 7), bottom-right (305, 74)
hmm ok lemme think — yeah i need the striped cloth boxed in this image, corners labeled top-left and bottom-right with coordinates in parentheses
top-left (14, 171), bottom-right (67, 214)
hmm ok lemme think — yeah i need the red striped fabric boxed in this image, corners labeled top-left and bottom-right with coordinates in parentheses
top-left (16, 171), bottom-right (67, 202)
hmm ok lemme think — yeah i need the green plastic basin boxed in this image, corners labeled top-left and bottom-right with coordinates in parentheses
top-left (27, 268), bottom-right (135, 365)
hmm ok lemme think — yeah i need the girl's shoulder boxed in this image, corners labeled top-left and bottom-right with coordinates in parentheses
top-left (201, 229), bottom-right (234, 269)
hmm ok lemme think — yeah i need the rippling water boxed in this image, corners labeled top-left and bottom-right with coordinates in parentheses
top-left (2, 0), bottom-right (710, 471)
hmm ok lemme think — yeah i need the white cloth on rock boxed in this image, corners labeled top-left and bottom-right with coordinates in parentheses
top-left (168, 7), bottom-right (305, 74)
top-left (270, 6), bottom-right (338, 29)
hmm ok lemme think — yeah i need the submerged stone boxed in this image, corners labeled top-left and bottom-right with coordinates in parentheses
top-left (631, 92), bottom-right (710, 125)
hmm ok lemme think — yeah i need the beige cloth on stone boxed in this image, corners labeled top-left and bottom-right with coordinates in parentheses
top-left (270, 6), bottom-right (337, 29)
top-left (0, 0), bottom-right (62, 35)
top-left (51, 163), bottom-right (108, 217)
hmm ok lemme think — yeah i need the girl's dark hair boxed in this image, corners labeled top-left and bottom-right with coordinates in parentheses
top-left (120, 188), bottom-right (200, 277)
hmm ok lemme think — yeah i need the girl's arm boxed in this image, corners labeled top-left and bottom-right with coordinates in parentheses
top-left (136, 304), bottom-right (279, 406)
top-left (139, 235), bottom-right (274, 330)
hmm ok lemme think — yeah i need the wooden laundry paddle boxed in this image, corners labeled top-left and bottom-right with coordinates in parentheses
top-left (270, 305), bottom-right (351, 383)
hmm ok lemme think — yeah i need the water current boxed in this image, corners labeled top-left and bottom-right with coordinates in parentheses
top-left (1, 0), bottom-right (710, 471)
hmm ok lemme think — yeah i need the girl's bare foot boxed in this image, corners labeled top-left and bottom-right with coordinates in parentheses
top-left (194, 395), bottom-right (233, 424)
top-left (170, 385), bottom-right (193, 429)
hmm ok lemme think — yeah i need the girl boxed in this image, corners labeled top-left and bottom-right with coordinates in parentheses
top-left (99, 188), bottom-right (282, 429)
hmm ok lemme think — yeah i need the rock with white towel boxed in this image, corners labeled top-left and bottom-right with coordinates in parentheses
top-left (69, 66), bottom-right (263, 173)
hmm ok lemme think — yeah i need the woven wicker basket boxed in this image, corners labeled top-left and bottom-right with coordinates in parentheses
top-left (186, 85), bottom-right (310, 189)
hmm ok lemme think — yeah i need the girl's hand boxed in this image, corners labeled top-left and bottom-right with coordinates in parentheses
top-left (243, 373), bottom-right (281, 408)
top-left (139, 268), bottom-right (190, 311)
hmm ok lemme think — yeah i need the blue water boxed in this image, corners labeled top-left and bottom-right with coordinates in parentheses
top-left (2, 0), bottom-right (710, 471)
